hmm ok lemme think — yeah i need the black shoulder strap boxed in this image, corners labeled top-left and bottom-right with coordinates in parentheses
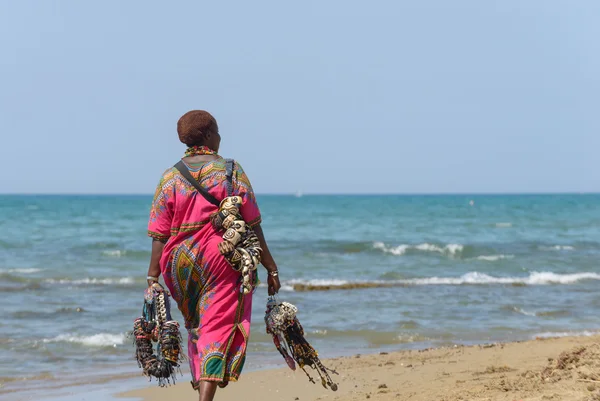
top-left (225, 158), bottom-right (235, 197)
top-left (173, 161), bottom-right (220, 207)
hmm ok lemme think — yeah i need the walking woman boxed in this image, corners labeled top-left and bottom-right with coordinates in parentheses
top-left (146, 110), bottom-right (281, 400)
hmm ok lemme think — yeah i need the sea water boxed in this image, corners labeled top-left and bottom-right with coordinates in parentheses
top-left (1, 194), bottom-right (599, 398)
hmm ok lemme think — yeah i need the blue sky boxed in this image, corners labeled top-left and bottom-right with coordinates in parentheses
top-left (0, 1), bottom-right (598, 194)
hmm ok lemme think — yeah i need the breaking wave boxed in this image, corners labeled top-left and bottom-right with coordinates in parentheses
top-left (43, 333), bottom-right (126, 347)
top-left (4, 268), bottom-right (42, 274)
top-left (540, 245), bottom-right (575, 251)
top-left (532, 331), bottom-right (600, 339)
top-left (102, 250), bottom-right (125, 257)
top-left (505, 306), bottom-right (569, 318)
top-left (475, 254), bottom-right (513, 262)
top-left (373, 242), bottom-right (464, 256)
top-left (508, 307), bottom-right (537, 317)
top-left (44, 277), bottom-right (136, 286)
top-left (285, 271), bottom-right (600, 291)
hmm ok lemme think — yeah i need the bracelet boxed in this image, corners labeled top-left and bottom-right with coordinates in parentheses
top-left (268, 270), bottom-right (278, 277)
top-left (147, 276), bottom-right (159, 282)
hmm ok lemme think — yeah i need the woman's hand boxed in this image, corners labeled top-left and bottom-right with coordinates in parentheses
top-left (267, 273), bottom-right (281, 295)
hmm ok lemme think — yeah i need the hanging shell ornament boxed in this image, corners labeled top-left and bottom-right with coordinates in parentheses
top-left (210, 196), bottom-right (262, 294)
top-left (264, 297), bottom-right (339, 391)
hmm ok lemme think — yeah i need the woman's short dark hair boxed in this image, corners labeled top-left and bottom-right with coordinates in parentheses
top-left (177, 110), bottom-right (218, 146)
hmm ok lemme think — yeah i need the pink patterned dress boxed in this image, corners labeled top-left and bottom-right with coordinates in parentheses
top-left (147, 157), bottom-right (261, 388)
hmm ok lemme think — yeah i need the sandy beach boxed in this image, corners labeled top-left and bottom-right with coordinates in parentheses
top-left (120, 334), bottom-right (600, 401)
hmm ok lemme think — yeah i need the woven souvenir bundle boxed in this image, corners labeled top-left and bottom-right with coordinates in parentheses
top-left (132, 283), bottom-right (184, 386)
top-left (264, 296), bottom-right (338, 391)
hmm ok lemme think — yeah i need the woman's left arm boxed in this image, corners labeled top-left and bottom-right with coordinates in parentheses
top-left (253, 224), bottom-right (281, 295)
top-left (233, 161), bottom-right (280, 294)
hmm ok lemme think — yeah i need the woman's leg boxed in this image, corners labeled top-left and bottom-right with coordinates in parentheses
top-left (198, 381), bottom-right (218, 401)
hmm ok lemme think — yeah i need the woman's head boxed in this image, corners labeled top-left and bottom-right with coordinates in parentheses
top-left (177, 110), bottom-right (221, 152)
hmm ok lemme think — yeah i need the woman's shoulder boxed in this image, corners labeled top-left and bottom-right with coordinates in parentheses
top-left (154, 166), bottom-right (180, 189)
top-left (205, 157), bottom-right (247, 174)
top-left (160, 166), bottom-right (179, 180)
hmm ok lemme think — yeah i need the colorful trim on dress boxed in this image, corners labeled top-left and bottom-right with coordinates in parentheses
top-left (247, 216), bottom-right (262, 227)
top-left (148, 230), bottom-right (169, 242)
top-left (171, 221), bottom-right (208, 236)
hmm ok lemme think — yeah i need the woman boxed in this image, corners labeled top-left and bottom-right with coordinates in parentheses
top-left (146, 110), bottom-right (281, 401)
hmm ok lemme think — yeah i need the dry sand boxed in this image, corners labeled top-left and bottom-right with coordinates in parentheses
top-left (121, 335), bottom-right (600, 401)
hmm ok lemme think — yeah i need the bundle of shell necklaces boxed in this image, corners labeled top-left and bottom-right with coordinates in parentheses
top-left (132, 283), bottom-right (184, 386)
top-left (210, 195), bottom-right (262, 294)
top-left (265, 296), bottom-right (339, 391)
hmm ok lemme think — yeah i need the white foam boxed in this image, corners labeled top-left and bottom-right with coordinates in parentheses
top-left (373, 242), bottom-right (408, 255)
top-left (541, 245), bottom-right (575, 251)
top-left (5, 268), bottom-right (42, 274)
top-left (45, 277), bottom-right (135, 285)
top-left (286, 278), bottom-right (351, 286)
top-left (257, 281), bottom-right (301, 292)
top-left (43, 333), bottom-right (125, 347)
top-left (373, 242), bottom-right (464, 256)
top-left (475, 254), bottom-right (514, 262)
top-left (102, 250), bottom-right (125, 257)
top-left (495, 222), bottom-right (512, 228)
top-left (406, 272), bottom-right (509, 285)
top-left (279, 278), bottom-right (367, 292)
top-left (282, 271), bottom-right (600, 291)
top-left (445, 244), bottom-right (464, 255)
top-left (405, 271), bottom-right (600, 285)
top-left (527, 272), bottom-right (599, 284)
top-left (511, 307), bottom-right (537, 317)
top-left (396, 333), bottom-right (425, 343)
top-left (532, 331), bottom-right (600, 339)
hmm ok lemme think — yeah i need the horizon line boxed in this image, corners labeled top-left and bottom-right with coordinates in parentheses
top-left (0, 191), bottom-right (598, 197)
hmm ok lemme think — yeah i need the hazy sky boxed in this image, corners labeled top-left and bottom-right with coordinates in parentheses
top-left (1, 1), bottom-right (598, 194)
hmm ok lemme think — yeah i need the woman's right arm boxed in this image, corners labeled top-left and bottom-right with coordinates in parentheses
top-left (147, 239), bottom-right (166, 286)
top-left (146, 169), bottom-right (175, 286)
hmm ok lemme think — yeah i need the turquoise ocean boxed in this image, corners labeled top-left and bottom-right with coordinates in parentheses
top-left (1, 194), bottom-right (600, 399)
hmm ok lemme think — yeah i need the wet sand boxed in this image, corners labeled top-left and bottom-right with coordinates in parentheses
top-left (120, 334), bottom-right (600, 401)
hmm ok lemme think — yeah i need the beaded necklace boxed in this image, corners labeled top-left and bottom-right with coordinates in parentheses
top-left (184, 145), bottom-right (218, 157)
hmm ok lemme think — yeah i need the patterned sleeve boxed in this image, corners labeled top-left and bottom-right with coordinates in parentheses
top-left (233, 161), bottom-right (261, 227)
top-left (147, 169), bottom-right (175, 242)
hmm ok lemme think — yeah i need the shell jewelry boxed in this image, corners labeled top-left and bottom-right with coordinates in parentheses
top-left (264, 296), bottom-right (338, 391)
top-left (132, 283), bottom-right (184, 386)
top-left (211, 196), bottom-right (262, 294)
top-left (183, 145), bottom-right (217, 157)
